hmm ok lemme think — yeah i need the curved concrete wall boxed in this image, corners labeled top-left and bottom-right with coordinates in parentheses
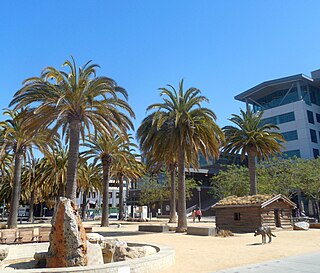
top-left (3, 242), bottom-right (175, 273)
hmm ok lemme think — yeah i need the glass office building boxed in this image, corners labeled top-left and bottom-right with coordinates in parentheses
top-left (235, 70), bottom-right (320, 159)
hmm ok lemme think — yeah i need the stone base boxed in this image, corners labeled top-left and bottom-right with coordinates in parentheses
top-left (187, 227), bottom-right (216, 236)
top-left (139, 225), bottom-right (170, 233)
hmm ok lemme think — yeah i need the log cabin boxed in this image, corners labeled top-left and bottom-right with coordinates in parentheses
top-left (213, 194), bottom-right (296, 233)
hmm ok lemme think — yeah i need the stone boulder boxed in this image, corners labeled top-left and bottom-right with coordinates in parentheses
top-left (114, 245), bottom-right (157, 261)
top-left (0, 245), bottom-right (9, 261)
top-left (87, 241), bottom-right (104, 265)
top-left (87, 233), bottom-right (104, 243)
top-left (46, 197), bottom-right (88, 268)
top-left (294, 221), bottom-right (310, 230)
top-left (34, 252), bottom-right (47, 268)
top-left (100, 238), bottom-right (127, 263)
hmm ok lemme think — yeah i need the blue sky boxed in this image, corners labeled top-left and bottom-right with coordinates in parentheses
top-left (1, 1), bottom-right (320, 133)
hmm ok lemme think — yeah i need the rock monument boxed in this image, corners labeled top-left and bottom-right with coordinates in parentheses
top-left (46, 197), bottom-right (88, 268)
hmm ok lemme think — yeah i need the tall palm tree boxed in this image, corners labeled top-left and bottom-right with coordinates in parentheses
top-left (10, 57), bottom-right (135, 202)
top-left (82, 133), bottom-right (136, 226)
top-left (137, 114), bottom-right (178, 223)
top-left (222, 108), bottom-right (285, 195)
top-left (138, 80), bottom-right (224, 232)
top-left (0, 108), bottom-right (57, 228)
top-left (111, 155), bottom-right (144, 221)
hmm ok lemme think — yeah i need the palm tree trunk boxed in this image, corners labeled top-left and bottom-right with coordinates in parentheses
top-left (169, 167), bottom-right (177, 223)
top-left (118, 175), bottom-right (124, 221)
top-left (66, 119), bottom-right (81, 203)
top-left (176, 146), bottom-right (187, 232)
top-left (248, 151), bottom-right (257, 195)
top-left (101, 156), bottom-right (111, 227)
top-left (81, 190), bottom-right (88, 220)
top-left (7, 150), bottom-right (23, 228)
top-left (28, 189), bottom-right (35, 223)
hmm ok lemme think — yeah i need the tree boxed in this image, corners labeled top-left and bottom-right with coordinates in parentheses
top-left (10, 57), bottom-right (135, 202)
top-left (0, 108), bottom-right (57, 228)
top-left (210, 164), bottom-right (250, 198)
top-left (111, 153), bottom-right (144, 220)
top-left (222, 108), bottom-right (285, 195)
top-left (257, 157), bottom-right (300, 197)
top-left (82, 133), bottom-right (135, 226)
top-left (138, 80), bottom-right (224, 232)
top-left (139, 174), bottom-right (198, 210)
top-left (77, 161), bottom-right (102, 220)
top-left (137, 114), bottom-right (179, 223)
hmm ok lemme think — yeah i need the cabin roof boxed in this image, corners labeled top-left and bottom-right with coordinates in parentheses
top-left (212, 194), bottom-right (296, 209)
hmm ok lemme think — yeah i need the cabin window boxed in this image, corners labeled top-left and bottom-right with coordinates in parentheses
top-left (234, 212), bottom-right (241, 221)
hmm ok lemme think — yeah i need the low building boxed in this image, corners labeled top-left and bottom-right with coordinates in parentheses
top-left (213, 194), bottom-right (296, 233)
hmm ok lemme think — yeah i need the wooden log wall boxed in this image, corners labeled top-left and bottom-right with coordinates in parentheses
top-left (215, 200), bottom-right (294, 233)
top-left (215, 207), bottom-right (261, 233)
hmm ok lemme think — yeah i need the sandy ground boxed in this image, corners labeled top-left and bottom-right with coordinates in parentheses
top-left (85, 218), bottom-right (320, 273)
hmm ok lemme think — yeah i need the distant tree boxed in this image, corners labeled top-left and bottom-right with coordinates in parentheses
top-left (210, 165), bottom-right (249, 198)
top-left (257, 157), bottom-right (300, 197)
top-left (82, 133), bottom-right (136, 226)
top-left (0, 108), bottom-right (57, 228)
top-left (223, 108), bottom-right (285, 195)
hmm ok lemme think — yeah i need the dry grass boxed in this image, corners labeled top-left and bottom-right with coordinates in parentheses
top-left (216, 194), bottom-right (274, 206)
top-left (216, 229), bottom-right (234, 237)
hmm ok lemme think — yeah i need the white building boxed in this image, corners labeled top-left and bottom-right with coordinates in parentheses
top-left (235, 70), bottom-right (320, 159)
top-left (76, 182), bottom-right (129, 209)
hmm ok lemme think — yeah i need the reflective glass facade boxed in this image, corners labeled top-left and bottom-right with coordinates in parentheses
top-left (310, 129), bottom-right (318, 143)
top-left (261, 112), bottom-right (295, 126)
top-left (282, 130), bottom-right (298, 142)
top-left (253, 87), bottom-right (299, 111)
top-left (252, 84), bottom-right (320, 112)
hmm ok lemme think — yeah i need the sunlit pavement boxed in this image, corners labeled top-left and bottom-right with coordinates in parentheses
top-left (211, 252), bottom-right (320, 273)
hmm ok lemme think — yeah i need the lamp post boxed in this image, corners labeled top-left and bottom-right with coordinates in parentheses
top-left (196, 186), bottom-right (201, 209)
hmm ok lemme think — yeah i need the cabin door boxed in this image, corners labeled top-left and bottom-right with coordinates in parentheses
top-left (274, 209), bottom-right (281, 227)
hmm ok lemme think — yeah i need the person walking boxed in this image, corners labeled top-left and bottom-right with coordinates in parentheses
top-left (196, 208), bottom-right (202, 222)
top-left (192, 209), bottom-right (196, 223)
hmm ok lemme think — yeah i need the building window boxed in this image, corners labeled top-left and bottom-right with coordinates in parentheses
top-left (92, 192), bottom-right (96, 199)
top-left (234, 213), bottom-right (241, 221)
top-left (278, 112), bottom-right (295, 124)
top-left (262, 112), bottom-right (295, 126)
top-left (109, 192), bottom-right (112, 198)
top-left (88, 192), bottom-right (91, 198)
top-left (307, 110), bottom-right (315, 124)
top-left (116, 192), bottom-right (120, 198)
top-left (313, 149), bottom-right (319, 158)
top-left (282, 130), bottom-right (298, 141)
top-left (283, 150), bottom-right (301, 158)
top-left (316, 113), bottom-right (320, 123)
top-left (310, 129), bottom-right (317, 143)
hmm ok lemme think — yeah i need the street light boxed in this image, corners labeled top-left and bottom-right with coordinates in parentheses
top-left (196, 186), bottom-right (201, 209)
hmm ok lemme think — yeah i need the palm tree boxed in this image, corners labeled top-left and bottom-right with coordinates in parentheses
top-left (21, 158), bottom-right (42, 222)
top-left (82, 133), bottom-right (136, 226)
top-left (222, 108), bottom-right (285, 195)
top-left (40, 146), bottom-right (69, 201)
top-left (0, 108), bottom-right (57, 228)
top-left (138, 80), bottom-right (224, 232)
top-left (111, 154), bottom-right (144, 220)
top-left (137, 114), bottom-right (178, 223)
top-left (10, 57), bottom-right (135, 202)
top-left (77, 161), bottom-right (102, 220)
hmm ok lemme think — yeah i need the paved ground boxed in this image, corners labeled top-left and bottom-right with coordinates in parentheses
top-left (212, 252), bottom-right (320, 273)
